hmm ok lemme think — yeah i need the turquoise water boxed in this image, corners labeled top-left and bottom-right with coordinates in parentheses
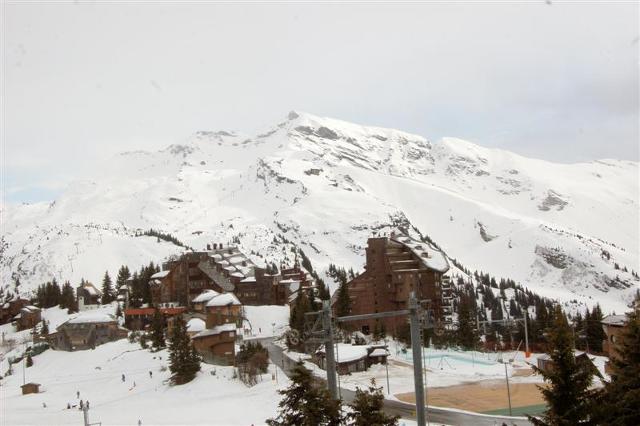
top-left (399, 351), bottom-right (497, 367)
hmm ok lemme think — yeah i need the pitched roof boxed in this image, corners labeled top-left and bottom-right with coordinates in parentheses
top-left (151, 270), bottom-right (171, 279)
top-left (67, 312), bottom-right (116, 324)
top-left (186, 318), bottom-right (206, 333)
top-left (192, 289), bottom-right (220, 303)
top-left (206, 293), bottom-right (241, 307)
top-left (192, 323), bottom-right (237, 338)
top-left (602, 314), bottom-right (627, 326)
top-left (391, 232), bottom-right (450, 273)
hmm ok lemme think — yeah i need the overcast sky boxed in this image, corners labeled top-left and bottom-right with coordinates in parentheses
top-left (2, 1), bottom-right (638, 203)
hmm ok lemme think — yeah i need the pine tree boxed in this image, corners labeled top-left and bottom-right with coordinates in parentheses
top-left (289, 291), bottom-right (311, 334)
top-left (586, 304), bottom-right (605, 353)
top-left (335, 281), bottom-right (351, 318)
top-left (116, 265), bottom-right (131, 292)
top-left (266, 360), bottom-right (343, 426)
top-left (26, 353), bottom-right (33, 367)
top-left (457, 289), bottom-right (477, 350)
top-left (592, 308), bottom-right (640, 426)
top-left (101, 271), bottom-right (114, 304)
top-left (346, 379), bottom-right (399, 426)
top-left (150, 308), bottom-right (166, 350)
top-left (60, 281), bottom-right (76, 311)
top-left (168, 317), bottom-right (200, 384)
top-left (529, 306), bottom-right (597, 426)
top-left (40, 319), bottom-right (49, 336)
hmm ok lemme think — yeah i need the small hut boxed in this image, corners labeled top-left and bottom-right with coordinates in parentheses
top-left (21, 382), bottom-right (40, 395)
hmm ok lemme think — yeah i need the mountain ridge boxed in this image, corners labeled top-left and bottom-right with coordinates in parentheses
top-left (1, 112), bottom-right (638, 314)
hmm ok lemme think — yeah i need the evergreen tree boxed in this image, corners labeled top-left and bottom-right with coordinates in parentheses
top-left (101, 271), bottom-right (114, 304)
top-left (60, 281), bottom-right (76, 311)
top-left (168, 317), bottom-right (200, 384)
top-left (592, 308), bottom-right (640, 426)
top-left (289, 291), bottom-right (311, 335)
top-left (26, 353), bottom-right (33, 368)
top-left (116, 265), bottom-right (131, 292)
top-left (130, 272), bottom-right (142, 308)
top-left (316, 277), bottom-right (331, 300)
top-left (266, 360), bottom-right (343, 426)
top-left (335, 281), bottom-right (351, 318)
top-left (150, 308), bottom-right (166, 350)
top-left (40, 319), bottom-right (49, 336)
top-left (529, 307), bottom-right (597, 426)
top-left (586, 304), bottom-right (605, 353)
top-left (346, 379), bottom-right (399, 426)
top-left (457, 288), bottom-right (477, 350)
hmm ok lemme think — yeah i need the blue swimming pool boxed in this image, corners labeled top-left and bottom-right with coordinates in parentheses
top-left (398, 351), bottom-right (497, 367)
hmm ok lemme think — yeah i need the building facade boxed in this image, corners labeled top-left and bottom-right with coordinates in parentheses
top-left (190, 291), bottom-right (242, 365)
top-left (149, 246), bottom-right (314, 309)
top-left (77, 282), bottom-right (102, 311)
top-left (334, 233), bottom-right (451, 335)
top-left (16, 306), bottom-right (41, 331)
top-left (49, 313), bottom-right (127, 351)
top-left (1, 298), bottom-right (30, 325)
top-left (601, 314), bottom-right (628, 375)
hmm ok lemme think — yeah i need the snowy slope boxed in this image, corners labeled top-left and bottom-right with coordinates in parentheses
top-left (1, 339), bottom-right (288, 425)
top-left (1, 111), bottom-right (638, 313)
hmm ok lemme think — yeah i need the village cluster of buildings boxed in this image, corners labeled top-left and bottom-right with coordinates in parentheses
top-left (112, 244), bottom-right (315, 364)
top-left (5, 231), bottom-right (636, 379)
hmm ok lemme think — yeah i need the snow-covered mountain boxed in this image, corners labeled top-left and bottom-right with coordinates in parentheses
top-left (2, 111), bottom-right (638, 313)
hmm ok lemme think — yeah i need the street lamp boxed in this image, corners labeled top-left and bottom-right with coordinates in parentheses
top-left (497, 356), bottom-right (514, 417)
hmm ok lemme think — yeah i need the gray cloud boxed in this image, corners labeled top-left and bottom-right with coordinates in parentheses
top-left (3, 1), bottom-right (638, 202)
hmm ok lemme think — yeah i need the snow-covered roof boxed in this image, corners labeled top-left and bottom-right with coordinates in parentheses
top-left (210, 254), bottom-right (223, 261)
top-left (151, 270), bottom-right (171, 279)
top-left (391, 233), bottom-right (450, 273)
top-left (369, 348), bottom-right (390, 357)
top-left (318, 343), bottom-right (369, 363)
top-left (602, 314), bottom-right (627, 326)
top-left (82, 284), bottom-right (100, 296)
top-left (206, 293), bottom-right (241, 307)
top-left (231, 272), bottom-right (245, 278)
top-left (67, 312), bottom-right (116, 324)
top-left (192, 323), bottom-right (237, 338)
top-left (241, 276), bottom-right (257, 283)
top-left (192, 289), bottom-right (220, 303)
top-left (239, 266), bottom-right (254, 276)
top-left (186, 318), bottom-right (206, 333)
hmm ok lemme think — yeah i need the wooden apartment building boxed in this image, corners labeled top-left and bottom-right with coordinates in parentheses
top-left (148, 245), bottom-right (313, 309)
top-left (334, 233), bottom-right (451, 335)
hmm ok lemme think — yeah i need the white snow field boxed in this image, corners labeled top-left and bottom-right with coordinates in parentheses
top-left (1, 339), bottom-right (289, 425)
top-left (0, 304), bottom-right (292, 425)
top-left (2, 111), bottom-right (638, 313)
top-left (242, 305), bottom-right (290, 338)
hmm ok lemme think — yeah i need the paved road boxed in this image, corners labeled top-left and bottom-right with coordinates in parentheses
top-left (265, 341), bottom-right (532, 426)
